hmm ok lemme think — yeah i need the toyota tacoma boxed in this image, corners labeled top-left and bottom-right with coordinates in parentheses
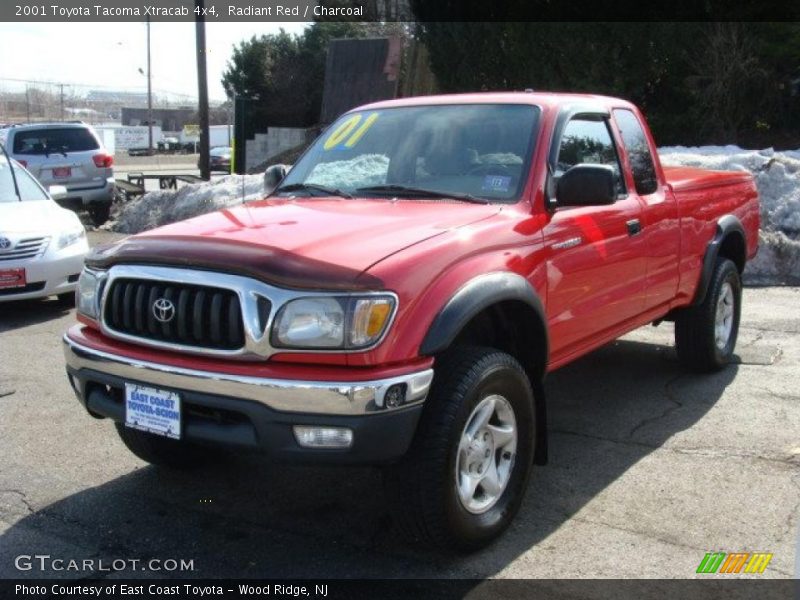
top-left (63, 93), bottom-right (759, 550)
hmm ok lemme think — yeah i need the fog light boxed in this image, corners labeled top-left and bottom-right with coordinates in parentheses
top-left (384, 383), bottom-right (407, 408)
top-left (293, 426), bottom-right (353, 448)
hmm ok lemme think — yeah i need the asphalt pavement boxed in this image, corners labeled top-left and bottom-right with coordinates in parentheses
top-left (0, 233), bottom-right (797, 581)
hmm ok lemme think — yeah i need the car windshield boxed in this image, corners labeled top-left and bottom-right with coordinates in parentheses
top-left (278, 104), bottom-right (540, 203)
top-left (211, 147), bottom-right (231, 157)
top-left (0, 157), bottom-right (49, 202)
top-left (12, 127), bottom-right (99, 155)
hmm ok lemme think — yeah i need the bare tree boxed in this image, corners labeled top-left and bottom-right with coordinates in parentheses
top-left (689, 23), bottom-right (771, 142)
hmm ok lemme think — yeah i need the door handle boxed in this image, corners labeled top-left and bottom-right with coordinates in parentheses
top-left (626, 219), bottom-right (642, 236)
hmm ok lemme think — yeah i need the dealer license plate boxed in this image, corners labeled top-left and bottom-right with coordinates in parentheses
top-left (52, 167), bottom-right (71, 179)
top-left (0, 268), bottom-right (26, 289)
top-left (125, 383), bottom-right (181, 440)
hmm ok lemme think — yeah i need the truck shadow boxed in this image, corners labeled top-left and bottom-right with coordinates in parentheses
top-left (0, 298), bottom-right (73, 333)
top-left (0, 338), bottom-right (737, 579)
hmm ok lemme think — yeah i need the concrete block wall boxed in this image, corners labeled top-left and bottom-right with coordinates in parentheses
top-left (245, 127), bottom-right (309, 171)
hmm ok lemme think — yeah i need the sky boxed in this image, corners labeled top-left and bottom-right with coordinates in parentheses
top-left (0, 22), bottom-right (309, 103)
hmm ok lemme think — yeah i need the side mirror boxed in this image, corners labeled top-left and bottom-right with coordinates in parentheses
top-left (264, 164), bottom-right (288, 192)
top-left (555, 164), bottom-right (616, 207)
top-left (48, 185), bottom-right (68, 199)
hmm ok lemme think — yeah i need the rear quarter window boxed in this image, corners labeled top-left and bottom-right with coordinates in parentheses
top-left (613, 109), bottom-right (658, 195)
top-left (12, 127), bottom-right (100, 155)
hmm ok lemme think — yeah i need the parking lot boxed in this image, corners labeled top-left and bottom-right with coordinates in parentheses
top-left (0, 230), bottom-right (797, 580)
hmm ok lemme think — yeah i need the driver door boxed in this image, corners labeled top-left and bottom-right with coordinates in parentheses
top-left (543, 115), bottom-right (648, 360)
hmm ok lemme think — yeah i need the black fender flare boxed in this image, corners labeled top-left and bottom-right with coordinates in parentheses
top-left (419, 272), bottom-right (549, 465)
top-left (420, 272), bottom-right (548, 361)
top-left (693, 215), bottom-right (746, 306)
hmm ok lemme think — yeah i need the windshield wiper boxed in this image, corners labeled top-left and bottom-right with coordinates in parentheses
top-left (274, 182), bottom-right (352, 199)
top-left (355, 184), bottom-right (489, 205)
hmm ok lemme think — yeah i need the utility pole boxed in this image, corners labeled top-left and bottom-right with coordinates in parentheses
top-left (195, 0), bottom-right (210, 180)
top-left (60, 84), bottom-right (64, 120)
top-left (25, 86), bottom-right (30, 123)
top-left (146, 16), bottom-right (153, 154)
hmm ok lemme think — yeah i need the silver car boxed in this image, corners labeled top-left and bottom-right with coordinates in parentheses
top-left (0, 122), bottom-right (114, 225)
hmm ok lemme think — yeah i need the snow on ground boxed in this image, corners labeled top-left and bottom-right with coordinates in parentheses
top-left (659, 146), bottom-right (800, 285)
top-left (110, 146), bottom-right (800, 285)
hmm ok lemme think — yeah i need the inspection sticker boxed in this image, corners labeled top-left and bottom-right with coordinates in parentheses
top-left (481, 175), bottom-right (512, 192)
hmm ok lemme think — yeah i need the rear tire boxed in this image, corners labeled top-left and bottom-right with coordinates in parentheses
top-left (115, 423), bottom-right (214, 469)
top-left (675, 258), bottom-right (741, 372)
top-left (384, 346), bottom-right (536, 551)
top-left (89, 204), bottom-right (111, 227)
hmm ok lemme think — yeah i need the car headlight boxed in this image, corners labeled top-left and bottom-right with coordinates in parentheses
top-left (57, 226), bottom-right (86, 249)
top-left (76, 268), bottom-right (102, 320)
top-left (272, 295), bottom-right (396, 350)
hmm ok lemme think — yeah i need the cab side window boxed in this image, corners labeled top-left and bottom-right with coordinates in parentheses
top-left (557, 118), bottom-right (625, 195)
top-left (613, 109), bottom-right (658, 195)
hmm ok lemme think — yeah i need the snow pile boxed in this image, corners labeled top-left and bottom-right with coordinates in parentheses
top-left (307, 154), bottom-right (389, 189)
top-left (111, 174), bottom-right (267, 234)
top-left (476, 152), bottom-right (523, 165)
top-left (111, 146), bottom-right (799, 285)
top-left (659, 146), bottom-right (800, 285)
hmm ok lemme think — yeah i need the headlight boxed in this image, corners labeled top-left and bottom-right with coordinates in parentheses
top-left (57, 226), bottom-right (86, 249)
top-left (272, 295), bottom-right (396, 350)
top-left (76, 268), bottom-right (101, 320)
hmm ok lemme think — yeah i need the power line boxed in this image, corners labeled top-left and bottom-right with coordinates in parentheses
top-left (0, 77), bottom-right (202, 101)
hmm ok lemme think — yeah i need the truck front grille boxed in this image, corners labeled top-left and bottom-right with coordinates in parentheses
top-left (103, 278), bottom-right (247, 351)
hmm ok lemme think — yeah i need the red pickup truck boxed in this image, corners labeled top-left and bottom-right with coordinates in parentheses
top-left (64, 92), bottom-right (759, 550)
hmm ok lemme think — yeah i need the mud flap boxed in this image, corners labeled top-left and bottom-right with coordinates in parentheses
top-left (533, 377), bottom-right (548, 465)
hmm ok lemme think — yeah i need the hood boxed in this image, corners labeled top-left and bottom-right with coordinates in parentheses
top-left (89, 198), bottom-right (500, 290)
top-left (0, 200), bottom-right (81, 234)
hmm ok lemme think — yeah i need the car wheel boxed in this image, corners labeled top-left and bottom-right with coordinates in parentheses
top-left (114, 423), bottom-right (215, 469)
top-left (384, 346), bottom-right (536, 550)
top-left (675, 258), bottom-right (742, 372)
top-left (89, 204), bottom-right (111, 226)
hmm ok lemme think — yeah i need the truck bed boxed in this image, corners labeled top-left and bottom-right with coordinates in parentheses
top-left (662, 165), bottom-right (753, 192)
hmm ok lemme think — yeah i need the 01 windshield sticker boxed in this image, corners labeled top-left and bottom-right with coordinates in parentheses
top-left (323, 113), bottom-right (379, 151)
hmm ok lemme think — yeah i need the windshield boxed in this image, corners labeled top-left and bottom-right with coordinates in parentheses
top-left (279, 104), bottom-right (539, 203)
top-left (0, 158), bottom-right (49, 202)
top-left (12, 127), bottom-right (99, 155)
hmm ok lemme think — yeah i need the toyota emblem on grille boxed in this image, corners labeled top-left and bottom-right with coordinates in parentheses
top-left (152, 298), bottom-right (176, 323)
top-left (0, 237), bottom-right (11, 250)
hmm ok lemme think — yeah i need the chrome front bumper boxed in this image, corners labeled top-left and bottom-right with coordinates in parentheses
top-left (63, 335), bottom-right (433, 416)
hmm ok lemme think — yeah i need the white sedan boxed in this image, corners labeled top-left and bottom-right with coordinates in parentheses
top-left (0, 155), bottom-right (89, 303)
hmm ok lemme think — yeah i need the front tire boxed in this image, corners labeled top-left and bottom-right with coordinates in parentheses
top-left (384, 346), bottom-right (536, 551)
top-left (115, 423), bottom-right (213, 469)
top-left (675, 258), bottom-right (742, 372)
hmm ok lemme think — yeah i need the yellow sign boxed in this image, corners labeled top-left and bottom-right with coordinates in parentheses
top-left (323, 113), bottom-right (379, 151)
